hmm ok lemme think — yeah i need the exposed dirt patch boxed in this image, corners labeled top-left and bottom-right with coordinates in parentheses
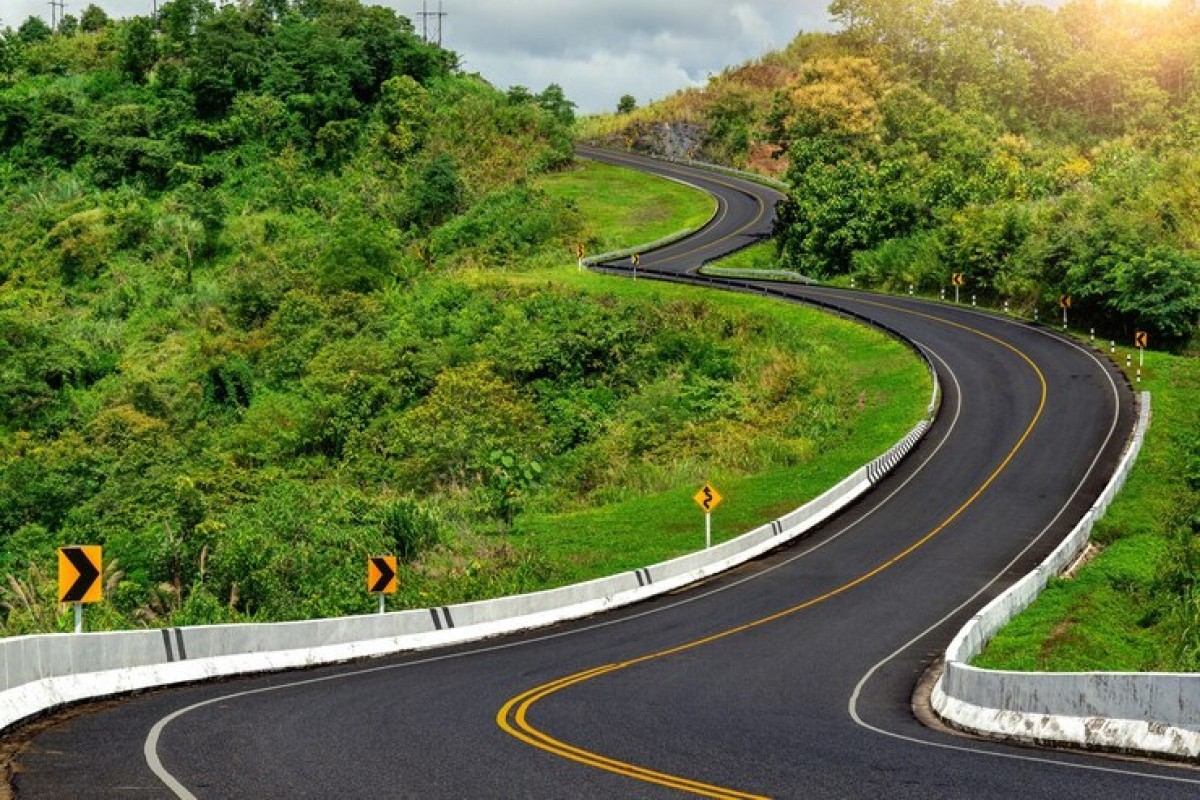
top-left (1063, 541), bottom-right (1102, 578)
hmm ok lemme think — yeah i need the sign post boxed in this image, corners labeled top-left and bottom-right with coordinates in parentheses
top-left (1059, 295), bottom-right (1071, 329)
top-left (1135, 331), bottom-right (1148, 368)
top-left (58, 546), bottom-right (102, 634)
top-left (692, 483), bottom-right (724, 549)
top-left (951, 272), bottom-right (964, 304)
top-left (368, 556), bottom-right (398, 614)
top-left (631, 252), bottom-right (640, 281)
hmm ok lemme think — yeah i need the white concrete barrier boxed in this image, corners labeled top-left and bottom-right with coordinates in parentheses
top-left (0, 414), bottom-right (933, 734)
top-left (933, 395), bottom-right (1200, 761)
top-left (0, 152), bottom-right (938, 735)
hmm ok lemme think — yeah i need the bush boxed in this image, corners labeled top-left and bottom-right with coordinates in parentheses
top-left (379, 500), bottom-right (441, 562)
top-left (432, 185), bottom-right (574, 264)
top-left (316, 212), bottom-right (397, 293)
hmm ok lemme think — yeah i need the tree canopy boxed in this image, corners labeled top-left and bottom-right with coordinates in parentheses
top-left (586, 0), bottom-right (1200, 348)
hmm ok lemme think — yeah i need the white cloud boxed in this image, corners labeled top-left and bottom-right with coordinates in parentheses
top-left (1, 1), bottom-right (840, 113)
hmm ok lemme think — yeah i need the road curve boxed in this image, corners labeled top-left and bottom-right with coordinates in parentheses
top-left (14, 152), bottom-right (1199, 799)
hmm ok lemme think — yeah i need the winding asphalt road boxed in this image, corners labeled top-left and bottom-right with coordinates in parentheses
top-left (13, 151), bottom-right (1200, 799)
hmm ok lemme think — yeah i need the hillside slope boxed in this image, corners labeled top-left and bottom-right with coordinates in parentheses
top-left (582, 0), bottom-right (1200, 349)
top-left (0, 3), bottom-right (928, 633)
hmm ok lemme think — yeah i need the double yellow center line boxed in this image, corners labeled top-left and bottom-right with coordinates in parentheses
top-left (497, 301), bottom-right (1049, 798)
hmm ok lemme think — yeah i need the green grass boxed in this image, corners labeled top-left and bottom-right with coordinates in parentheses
top-left (975, 347), bottom-right (1200, 671)
top-left (707, 241), bottom-right (779, 271)
top-left (512, 161), bottom-right (930, 588)
top-left (504, 266), bottom-right (930, 586)
top-left (700, 241), bottom-right (815, 283)
top-left (536, 159), bottom-right (716, 254)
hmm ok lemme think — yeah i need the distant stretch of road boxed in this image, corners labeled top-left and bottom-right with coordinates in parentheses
top-left (15, 150), bottom-right (1199, 799)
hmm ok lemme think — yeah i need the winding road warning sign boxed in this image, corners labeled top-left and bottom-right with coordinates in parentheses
top-left (693, 484), bottom-right (723, 513)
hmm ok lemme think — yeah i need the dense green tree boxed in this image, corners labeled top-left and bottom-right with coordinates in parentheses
top-left (506, 85), bottom-right (533, 105)
top-left (79, 4), bottom-right (110, 32)
top-left (158, 0), bottom-right (214, 55)
top-left (263, 14), bottom-right (370, 131)
top-left (409, 152), bottom-right (464, 230)
top-left (338, 3), bottom-right (444, 94)
top-left (57, 15), bottom-right (79, 37)
top-left (187, 5), bottom-right (263, 118)
top-left (536, 83), bottom-right (576, 126)
top-left (117, 16), bottom-right (157, 84)
top-left (17, 16), bottom-right (52, 45)
top-left (0, 31), bottom-right (16, 81)
top-left (617, 94), bottom-right (637, 114)
top-left (376, 74), bottom-right (430, 159)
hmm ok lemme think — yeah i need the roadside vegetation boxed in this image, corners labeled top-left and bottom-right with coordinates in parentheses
top-left (0, 2), bottom-right (929, 633)
top-left (976, 349), bottom-right (1200, 672)
top-left (582, 0), bottom-right (1199, 352)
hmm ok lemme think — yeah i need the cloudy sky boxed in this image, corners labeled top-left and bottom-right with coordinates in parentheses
top-left (0, 1), bottom-right (838, 113)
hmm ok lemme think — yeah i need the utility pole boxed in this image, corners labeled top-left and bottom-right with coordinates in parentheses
top-left (417, 0), bottom-right (447, 47)
top-left (48, 0), bottom-right (66, 31)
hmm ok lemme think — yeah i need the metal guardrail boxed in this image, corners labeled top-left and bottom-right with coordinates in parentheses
top-left (698, 266), bottom-right (816, 284)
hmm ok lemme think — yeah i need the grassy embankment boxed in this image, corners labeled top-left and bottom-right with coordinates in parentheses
top-left (524, 162), bottom-right (930, 584)
top-left (976, 348), bottom-right (1200, 671)
top-left (535, 158), bottom-right (716, 253)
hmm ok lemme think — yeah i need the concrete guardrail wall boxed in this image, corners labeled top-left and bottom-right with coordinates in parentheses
top-left (1, 402), bottom-right (935, 735)
top-left (0, 154), bottom-right (938, 736)
top-left (933, 394), bottom-right (1200, 761)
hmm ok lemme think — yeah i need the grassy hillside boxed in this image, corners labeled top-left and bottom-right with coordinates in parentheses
top-left (510, 266), bottom-right (928, 585)
top-left (581, 0), bottom-right (1200, 351)
top-left (0, 3), bottom-right (930, 633)
top-left (534, 160), bottom-right (716, 253)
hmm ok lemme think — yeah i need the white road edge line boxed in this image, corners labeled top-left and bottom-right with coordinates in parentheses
top-left (144, 337), bottom-right (957, 797)
top-left (847, 312), bottom-right (1199, 786)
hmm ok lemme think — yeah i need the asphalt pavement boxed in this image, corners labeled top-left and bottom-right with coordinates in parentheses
top-left (13, 151), bottom-right (1199, 800)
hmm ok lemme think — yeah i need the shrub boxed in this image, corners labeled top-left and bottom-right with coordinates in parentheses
top-left (379, 500), bottom-right (442, 562)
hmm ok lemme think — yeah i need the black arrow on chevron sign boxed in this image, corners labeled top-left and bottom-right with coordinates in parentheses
top-left (61, 546), bottom-right (101, 603)
top-left (369, 557), bottom-right (396, 593)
